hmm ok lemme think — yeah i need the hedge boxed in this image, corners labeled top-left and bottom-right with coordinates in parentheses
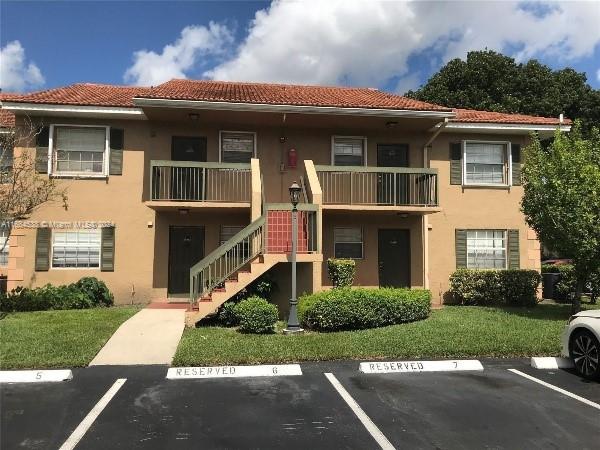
top-left (299, 288), bottom-right (431, 332)
top-left (541, 264), bottom-right (600, 303)
top-left (233, 297), bottom-right (278, 334)
top-left (0, 277), bottom-right (114, 312)
top-left (327, 259), bottom-right (356, 288)
top-left (449, 269), bottom-right (541, 306)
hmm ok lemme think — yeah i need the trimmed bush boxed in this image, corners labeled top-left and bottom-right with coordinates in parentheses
top-left (75, 277), bottom-right (114, 307)
top-left (218, 301), bottom-right (240, 327)
top-left (299, 288), bottom-right (431, 332)
top-left (0, 277), bottom-right (114, 312)
top-left (449, 269), bottom-right (541, 306)
top-left (233, 296), bottom-right (278, 334)
top-left (327, 259), bottom-right (356, 288)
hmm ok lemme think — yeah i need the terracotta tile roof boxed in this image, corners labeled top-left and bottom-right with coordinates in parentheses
top-left (0, 80), bottom-right (570, 126)
top-left (453, 108), bottom-right (570, 126)
top-left (0, 108), bottom-right (15, 128)
top-left (137, 79), bottom-right (452, 112)
top-left (1, 83), bottom-right (151, 108)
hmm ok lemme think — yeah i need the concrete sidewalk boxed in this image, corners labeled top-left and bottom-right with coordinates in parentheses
top-left (90, 309), bottom-right (185, 366)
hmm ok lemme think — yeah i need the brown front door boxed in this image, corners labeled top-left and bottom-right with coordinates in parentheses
top-left (378, 229), bottom-right (410, 288)
top-left (377, 144), bottom-right (409, 205)
top-left (170, 136), bottom-right (207, 200)
top-left (168, 226), bottom-right (204, 295)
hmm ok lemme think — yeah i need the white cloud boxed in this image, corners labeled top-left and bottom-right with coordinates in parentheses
top-left (124, 22), bottom-right (234, 86)
top-left (204, 0), bottom-right (600, 87)
top-left (597, 69), bottom-right (600, 82)
top-left (0, 41), bottom-right (45, 92)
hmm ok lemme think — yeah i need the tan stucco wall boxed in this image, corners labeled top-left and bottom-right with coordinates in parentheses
top-left (7, 114), bottom-right (540, 306)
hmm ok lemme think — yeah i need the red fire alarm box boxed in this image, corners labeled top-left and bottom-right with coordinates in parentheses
top-left (287, 148), bottom-right (297, 169)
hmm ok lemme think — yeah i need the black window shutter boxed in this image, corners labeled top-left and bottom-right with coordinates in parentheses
top-left (450, 143), bottom-right (462, 185)
top-left (35, 126), bottom-right (50, 174)
top-left (101, 227), bottom-right (115, 271)
top-left (511, 144), bottom-right (522, 186)
top-left (35, 228), bottom-right (51, 271)
top-left (507, 229), bottom-right (520, 269)
top-left (109, 128), bottom-right (124, 176)
top-left (455, 229), bottom-right (467, 268)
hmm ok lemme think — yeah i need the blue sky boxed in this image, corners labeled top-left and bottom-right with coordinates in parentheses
top-left (1, 1), bottom-right (599, 93)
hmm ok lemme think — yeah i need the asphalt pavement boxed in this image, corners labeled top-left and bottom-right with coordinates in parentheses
top-left (1, 359), bottom-right (598, 450)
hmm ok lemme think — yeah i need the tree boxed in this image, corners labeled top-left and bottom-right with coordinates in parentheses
top-left (0, 118), bottom-right (68, 253)
top-left (521, 122), bottom-right (600, 312)
top-left (407, 50), bottom-right (600, 136)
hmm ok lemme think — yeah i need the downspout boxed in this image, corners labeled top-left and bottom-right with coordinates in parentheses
top-left (421, 118), bottom-right (448, 292)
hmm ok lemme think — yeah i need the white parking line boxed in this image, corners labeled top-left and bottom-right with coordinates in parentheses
top-left (324, 373), bottom-right (395, 450)
top-left (58, 378), bottom-right (127, 450)
top-left (508, 369), bottom-right (600, 411)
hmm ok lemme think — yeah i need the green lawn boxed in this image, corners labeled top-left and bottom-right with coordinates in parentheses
top-left (0, 307), bottom-right (139, 369)
top-left (173, 303), bottom-right (600, 366)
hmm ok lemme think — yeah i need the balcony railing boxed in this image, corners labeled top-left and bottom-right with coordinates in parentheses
top-left (150, 161), bottom-right (251, 203)
top-left (315, 165), bottom-right (438, 207)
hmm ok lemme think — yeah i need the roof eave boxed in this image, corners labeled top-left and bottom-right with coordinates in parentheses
top-left (0, 102), bottom-right (147, 120)
top-left (436, 121), bottom-right (571, 135)
top-left (132, 97), bottom-right (455, 119)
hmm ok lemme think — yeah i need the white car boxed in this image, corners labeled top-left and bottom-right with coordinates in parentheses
top-left (562, 309), bottom-right (600, 380)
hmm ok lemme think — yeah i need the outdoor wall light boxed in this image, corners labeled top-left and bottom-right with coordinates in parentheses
top-left (178, 208), bottom-right (190, 215)
top-left (386, 121), bottom-right (399, 128)
top-left (188, 113), bottom-right (200, 121)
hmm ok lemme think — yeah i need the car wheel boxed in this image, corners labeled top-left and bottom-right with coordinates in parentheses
top-left (569, 329), bottom-right (600, 380)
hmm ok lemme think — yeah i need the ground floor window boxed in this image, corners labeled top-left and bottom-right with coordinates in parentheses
top-left (52, 229), bottom-right (101, 268)
top-left (466, 230), bottom-right (506, 269)
top-left (0, 227), bottom-right (8, 266)
top-left (220, 225), bottom-right (244, 245)
top-left (334, 227), bottom-right (363, 259)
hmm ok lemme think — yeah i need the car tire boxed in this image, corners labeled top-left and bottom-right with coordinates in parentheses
top-left (569, 329), bottom-right (600, 380)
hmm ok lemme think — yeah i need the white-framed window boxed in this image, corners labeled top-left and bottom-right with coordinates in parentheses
top-left (51, 229), bottom-right (101, 268)
top-left (0, 226), bottom-right (8, 266)
top-left (332, 136), bottom-right (366, 166)
top-left (50, 125), bottom-right (109, 176)
top-left (334, 227), bottom-right (363, 259)
top-left (463, 141), bottom-right (511, 186)
top-left (0, 146), bottom-right (13, 183)
top-left (466, 230), bottom-right (507, 269)
top-left (220, 131), bottom-right (256, 163)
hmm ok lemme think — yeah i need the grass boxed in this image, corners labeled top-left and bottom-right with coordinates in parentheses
top-left (173, 303), bottom-right (600, 366)
top-left (0, 307), bottom-right (139, 369)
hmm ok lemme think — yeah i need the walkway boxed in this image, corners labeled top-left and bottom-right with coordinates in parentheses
top-left (89, 308), bottom-right (185, 366)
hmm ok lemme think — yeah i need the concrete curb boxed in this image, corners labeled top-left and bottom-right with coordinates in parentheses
top-left (0, 369), bottom-right (73, 383)
top-left (530, 357), bottom-right (574, 370)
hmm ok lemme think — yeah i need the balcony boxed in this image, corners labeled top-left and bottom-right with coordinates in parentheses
top-left (314, 165), bottom-right (440, 212)
top-left (146, 160), bottom-right (254, 211)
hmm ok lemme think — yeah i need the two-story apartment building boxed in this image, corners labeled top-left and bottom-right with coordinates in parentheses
top-left (0, 80), bottom-right (570, 323)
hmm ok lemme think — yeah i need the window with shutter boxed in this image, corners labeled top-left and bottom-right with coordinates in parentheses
top-left (0, 226), bottom-right (8, 266)
top-left (464, 142), bottom-right (508, 185)
top-left (220, 131), bottom-right (255, 163)
top-left (52, 229), bottom-right (101, 268)
top-left (466, 230), bottom-right (507, 269)
top-left (333, 137), bottom-right (365, 166)
top-left (50, 126), bottom-right (109, 176)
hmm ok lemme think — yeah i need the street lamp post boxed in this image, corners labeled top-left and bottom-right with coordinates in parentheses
top-left (284, 181), bottom-right (304, 335)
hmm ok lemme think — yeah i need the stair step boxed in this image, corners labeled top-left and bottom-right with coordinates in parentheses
top-left (213, 287), bottom-right (226, 292)
top-left (198, 297), bottom-right (212, 303)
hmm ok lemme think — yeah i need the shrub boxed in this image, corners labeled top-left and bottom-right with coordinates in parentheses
top-left (218, 301), bottom-right (240, 327)
top-left (75, 277), bottom-right (114, 307)
top-left (449, 269), bottom-right (541, 306)
top-left (233, 296), bottom-right (278, 334)
top-left (0, 277), bottom-right (115, 312)
top-left (327, 259), bottom-right (356, 288)
top-left (554, 265), bottom-right (577, 302)
top-left (299, 288), bottom-right (431, 332)
top-left (230, 273), bottom-right (277, 302)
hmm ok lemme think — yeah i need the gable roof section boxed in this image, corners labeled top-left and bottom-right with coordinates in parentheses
top-left (0, 80), bottom-right (570, 126)
top-left (135, 79), bottom-right (451, 112)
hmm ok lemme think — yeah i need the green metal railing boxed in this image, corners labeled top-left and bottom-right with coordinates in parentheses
top-left (150, 160), bottom-right (251, 202)
top-left (315, 165), bottom-right (438, 207)
top-left (189, 216), bottom-right (266, 301)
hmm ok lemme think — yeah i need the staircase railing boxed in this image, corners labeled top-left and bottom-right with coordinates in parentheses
top-left (189, 216), bottom-right (266, 302)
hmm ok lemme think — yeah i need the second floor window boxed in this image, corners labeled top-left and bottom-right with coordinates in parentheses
top-left (464, 142), bottom-right (508, 185)
top-left (53, 126), bottom-right (108, 175)
top-left (220, 131), bottom-right (255, 163)
top-left (333, 137), bottom-right (365, 166)
top-left (52, 229), bottom-right (101, 268)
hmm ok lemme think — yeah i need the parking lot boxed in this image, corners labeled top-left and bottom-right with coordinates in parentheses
top-left (1, 359), bottom-right (598, 450)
